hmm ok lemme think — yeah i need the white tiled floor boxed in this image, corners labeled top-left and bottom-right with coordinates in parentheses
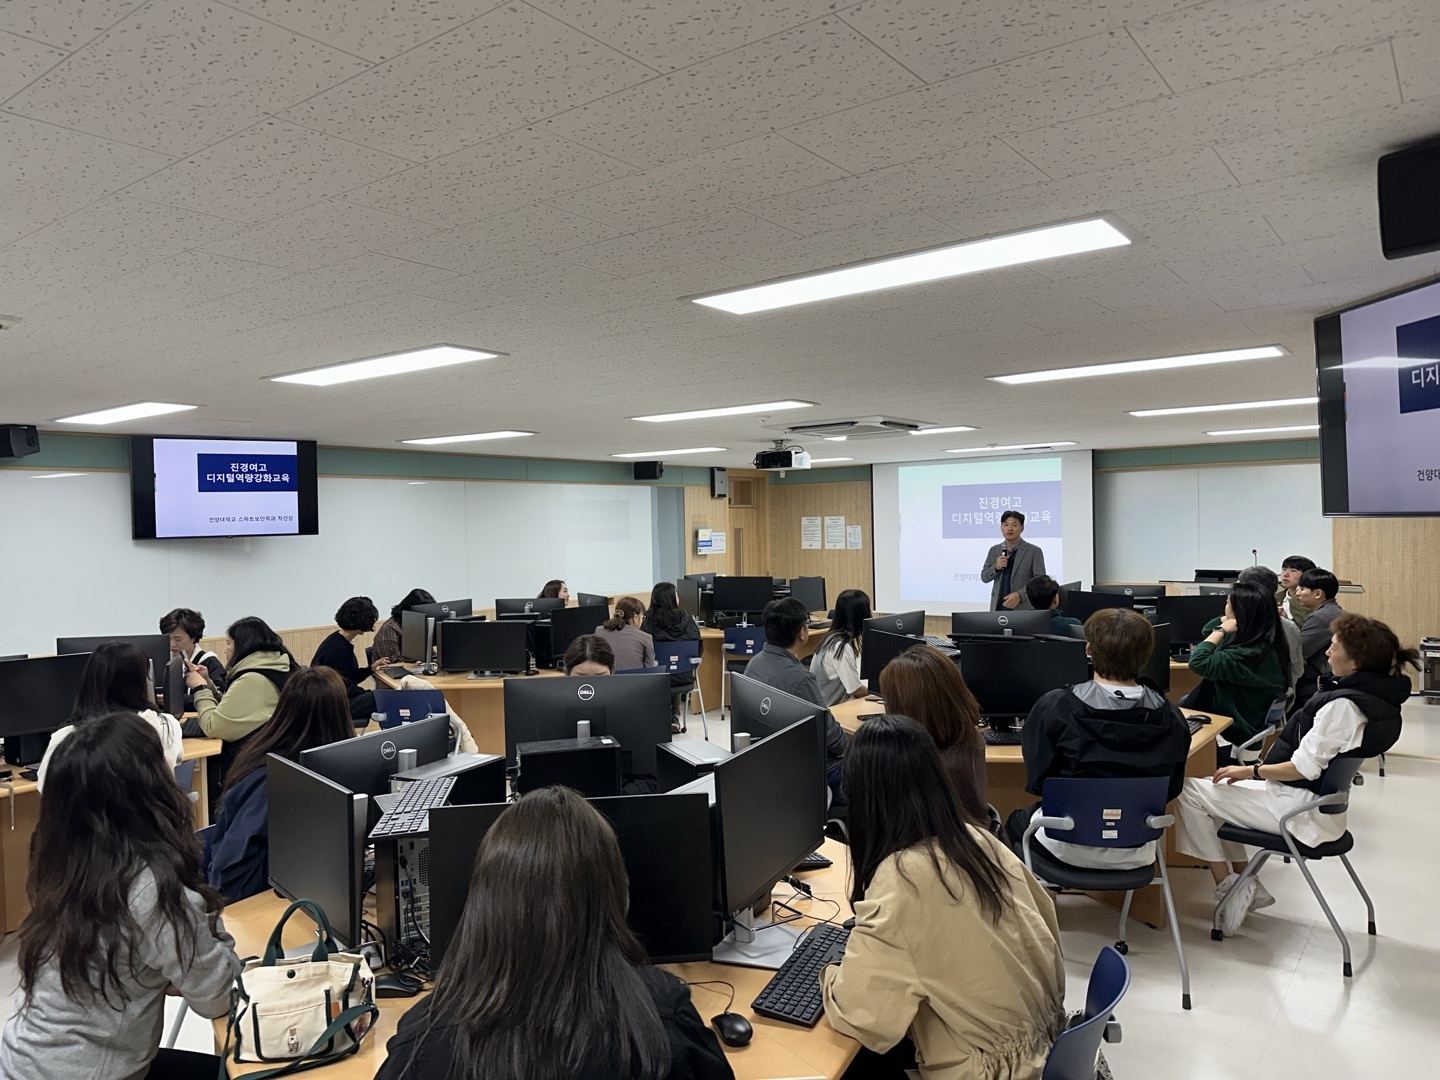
top-left (3, 697), bottom-right (1438, 1074)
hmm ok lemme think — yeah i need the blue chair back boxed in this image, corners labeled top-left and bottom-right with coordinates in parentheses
top-left (613, 666), bottom-right (652, 675)
top-left (723, 626), bottom-right (763, 659)
top-left (656, 638), bottom-right (702, 672)
top-left (1042, 946), bottom-right (1131, 1080)
top-left (1317, 754), bottom-right (1366, 813)
top-left (373, 689), bottom-right (447, 728)
top-left (1039, 777), bottom-right (1170, 847)
top-left (174, 759), bottom-right (197, 793)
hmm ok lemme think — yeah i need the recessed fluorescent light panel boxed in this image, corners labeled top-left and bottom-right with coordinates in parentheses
top-left (56, 402), bottom-right (197, 425)
top-left (809, 457), bottom-right (854, 463)
top-left (1129, 396), bottom-right (1317, 418)
top-left (401, 430), bottom-right (535, 445)
top-left (631, 400), bottom-right (814, 422)
top-left (692, 217), bottom-right (1130, 314)
top-left (945, 442), bottom-right (1077, 454)
top-left (611, 447), bottom-right (727, 458)
top-left (28, 472), bottom-right (85, 479)
top-left (1206, 424), bottom-right (1320, 437)
top-left (911, 425), bottom-right (978, 436)
top-left (272, 344), bottom-right (498, 387)
top-left (991, 346), bottom-right (1286, 386)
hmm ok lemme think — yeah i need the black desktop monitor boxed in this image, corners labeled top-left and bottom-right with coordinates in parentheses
top-left (675, 577), bottom-right (704, 621)
top-left (1092, 584), bottom-right (1162, 603)
top-left (547, 605), bottom-right (609, 664)
top-left (726, 672), bottom-right (823, 762)
top-left (787, 576), bottom-right (826, 614)
top-left (266, 756), bottom-right (368, 949)
top-left (859, 628), bottom-right (920, 684)
top-left (1155, 594), bottom-right (1229, 646)
top-left (1141, 624), bottom-right (1172, 693)
top-left (1063, 590), bottom-right (1135, 621)
top-left (683, 572), bottom-right (716, 587)
top-left (0, 654), bottom-right (92, 762)
top-left (437, 620), bottom-right (527, 675)
top-left (949, 610), bottom-right (1053, 637)
top-left (0, 654), bottom-right (24, 662)
top-left (427, 792), bottom-right (714, 964)
top-left (954, 639), bottom-right (1091, 721)
top-left (864, 610), bottom-right (926, 637)
top-left (1198, 585), bottom-right (1232, 596)
top-left (711, 576), bottom-right (774, 615)
top-left (1056, 581), bottom-right (1082, 609)
top-left (495, 597), bottom-right (565, 617)
top-left (415, 599), bottom-right (473, 620)
top-left (575, 592), bottom-right (611, 610)
top-left (502, 672), bottom-right (672, 774)
top-left (400, 609), bottom-right (433, 664)
top-left (1194, 569), bottom-right (1241, 583)
top-left (298, 712), bottom-right (450, 797)
top-left (55, 634), bottom-right (170, 684)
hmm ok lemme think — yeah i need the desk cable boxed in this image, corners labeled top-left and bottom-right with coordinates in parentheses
top-left (686, 980), bottom-right (736, 1014)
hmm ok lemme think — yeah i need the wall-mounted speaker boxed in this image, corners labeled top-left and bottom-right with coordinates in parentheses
top-left (1379, 138), bottom-right (1440, 259)
top-left (710, 467), bottom-right (728, 499)
top-left (633, 461), bottom-right (664, 481)
top-left (0, 425), bottom-right (40, 459)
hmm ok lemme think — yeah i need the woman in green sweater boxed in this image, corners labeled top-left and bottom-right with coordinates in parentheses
top-left (1188, 580), bottom-right (1289, 760)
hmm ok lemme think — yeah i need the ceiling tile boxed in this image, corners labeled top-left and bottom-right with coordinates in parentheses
top-left (1007, 42), bottom-right (1401, 177)
top-left (0, 111), bottom-right (174, 245)
top-left (1122, 189), bottom-right (1285, 261)
top-left (1394, 23), bottom-right (1440, 101)
top-left (340, 128), bottom-right (634, 227)
top-left (221, 0), bottom-right (488, 63)
top-left (197, 197), bottom-right (436, 271)
top-left (542, 18), bottom-right (918, 169)
top-left (279, 4), bottom-right (653, 162)
top-left (783, 30), bottom-right (1171, 174)
top-left (4, 0), bottom-right (373, 155)
top-left (126, 119), bottom-right (412, 224)
top-left (561, 209), bottom-right (799, 278)
top-left (0, 28), bottom-right (67, 100)
top-left (0, 1), bottom-right (145, 51)
top-left (547, 133), bottom-right (846, 233)
top-left (840, 0), bottom-right (1192, 83)
top-left (380, 204), bottom-right (623, 273)
top-left (405, 257), bottom-right (619, 309)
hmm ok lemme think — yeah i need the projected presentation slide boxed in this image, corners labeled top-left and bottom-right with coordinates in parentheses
top-left (153, 438), bottom-right (302, 538)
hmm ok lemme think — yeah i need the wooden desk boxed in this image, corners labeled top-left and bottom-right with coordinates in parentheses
top-left (1168, 660), bottom-right (1200, 705)
top-left (217, 839), bottom-right (859, 1079)
top-left (373, 669), bottom-right (565, 756)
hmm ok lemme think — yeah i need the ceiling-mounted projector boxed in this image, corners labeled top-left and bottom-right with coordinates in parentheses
top-left (754, 446), bottom-right (811, 472)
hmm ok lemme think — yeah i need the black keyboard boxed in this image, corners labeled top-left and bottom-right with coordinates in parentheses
top-left (794, 850), bottom-right (833, 871)
top-left (1187, 718), bottom-right (1206, 735)
top-left (370, 776), bottom-right (456, 839)
top-left (920, 634), bottom-right (959, 651)
top-left (807, 621), bottom-right (831, 630)
top-left (751, 923), bottom-right (851, 1027)
top-left (983, 729), bottom-right (1025, 745)
top-left (380, 665), bottom-right (412, 680)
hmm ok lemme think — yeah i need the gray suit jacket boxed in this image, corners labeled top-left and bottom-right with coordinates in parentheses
top-left (980, 538), bottom-right (1046, 610)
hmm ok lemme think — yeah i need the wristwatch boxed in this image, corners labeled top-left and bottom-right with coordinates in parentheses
top-left (1252, 762), bottom-right (1263, 780)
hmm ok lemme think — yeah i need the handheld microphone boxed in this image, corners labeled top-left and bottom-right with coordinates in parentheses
top-left (1251, 548), bottom-right (1258, 566)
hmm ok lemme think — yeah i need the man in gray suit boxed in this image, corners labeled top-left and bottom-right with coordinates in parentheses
top-left (1293, 567), bottom-right (1344, 707)
top-left (981, 510), bottom-right (1047, 610)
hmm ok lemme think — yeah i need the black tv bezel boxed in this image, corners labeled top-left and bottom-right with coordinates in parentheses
top-left (1314, 274), bottom-right (1440, 518)
top-left (130, 434), bottom-right (320, 539)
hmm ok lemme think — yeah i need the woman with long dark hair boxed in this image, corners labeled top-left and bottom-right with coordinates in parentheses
top-left (642, 582), bottom-right (701, 731)
top-left (595, 596), bottom-right (656, 671)
top-left (1188, 579), bottom-right (1290, 752)
top-left (207, 667), bottom-right (355, 901)
top-left (374, 786), bottom-right (734, 1080)
top-left (812, 588), bottom-right (872, 706)
top-left (1, 714), bottom-right (241, 1079)
top-left (37, 641), bottom-right (185, 790)
top-left (185, 615), bottom-right (297, 743)
top-left (563, 634), bottom-right (616, 676)
top-left (539, 579), bottom-right (570, 603)
top-left (822, 716), bottom-right (1064, 1079)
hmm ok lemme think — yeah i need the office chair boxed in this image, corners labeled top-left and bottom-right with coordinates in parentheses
top-left (655, 639), bottom-right (707, 738)
top-left (1020, 777), bottom-right (1191, 1010)
top-left (1042, 946), bottom-right (1129, 1080)
top-left (1211, 754), bottom-right (1374, 977)
top-left (719, 626), bottom-right (764, 715)
top-left (1229, 694), bottom-right (1287, 764)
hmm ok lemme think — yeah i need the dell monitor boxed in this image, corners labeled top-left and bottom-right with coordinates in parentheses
top-left (949, 610), bottom-right (1053, 638)
top-left (299, 712), bottom-right (450, 797)
top-left (1141, 623), bottom-right (1172, 693)
top-left (1155, 594), bottom-right (1229, 648)
top-left (864, 610), bottom-right (926, 638)
top-left (711, 576), bottom-right (774, 615)
top-left (1194, 569), bottom-right (1241, 583)
top-left (399, 609), bottom-right (434, 665)
top-left (502, 671), bottom-right (672, 774)
top-left (575, 592), bottom-right (611, 610)
top-left (0, 653), bottom-right (93, 763)
top-left (495, 597), bottom-right (565, 617)
top-left (954, 639), bottom-right (1091, 721)
top-left (1062, 590), bottom-right (1135, 622)
top-left (56, 634), bottom-right (170, 686)
top-left (675, 577), bottom-right (704, 622)
top-left (1197, 585), bottom-right (1232, 596)
top-left (683, 572), bottom-right (716, 587)
top-left (787, 576), bottom-right (827, 614)
top-left (547, 604), bottom-right (610, 666)
top-left (427, 792), bottom-right (714, 964)
top-left (1056, 581), bottom-right (1082, 608)
top-left (266, 755), bottom-right (368, 950)
top-left (414, 599), bottom-right (472, 620)
top-left (860, 628), bottom-right (921, 685)
top-left (438, 620), bottom-right (527, 676)
top-left (726, 672), bottom-right (822, 759)
top-left (1092, 584), bottom-right (1161, 601)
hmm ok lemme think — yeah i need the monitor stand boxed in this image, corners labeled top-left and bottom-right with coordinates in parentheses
top-left (466, 670), bottom-right (504, 680)
top-left (711, 906), bottom-right (803, 970)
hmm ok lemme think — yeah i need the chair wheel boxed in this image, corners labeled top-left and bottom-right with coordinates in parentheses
top-left (1182, 993), bottom-right (1192, 1011)
top-left (1211, 929), bottom-right (1224, 942)
top-left (1113, 941), bottom-right (1128, 955)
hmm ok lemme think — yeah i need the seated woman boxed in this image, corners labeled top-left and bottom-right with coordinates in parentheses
top-left (1, 714), bottom-right (241, 1080)
top-left (37, 641), bottom-right (185, 790)
top-left (811, 588), bottom-right (871, 706)
top-left (371, 588), bottom-right (435, 668)
top-left (877, 643), bottom-right (993, 831)
top-left (595, 596), bottom-right (656, 672)
top-left (1187, 579), bottom-right (1289, 760)
top-left (563, 634), bottom-right (615, 676)
top-left (641, 582), bottom-right (701, 732)
top-left (1174, 613), bottom-right (1412, 936)
top-left (539, 579), bottom-right (570, 604)
top-left (206, 667), bottom-right (355, 902)
top-left (821, 715), bottom-right (1065, 1079)
top-left (311, 595), bottom-right (380, 721)
top-left (159, 607), bottom-right (226, 713)
top-left (374, 786), bottom-right (734, 1080)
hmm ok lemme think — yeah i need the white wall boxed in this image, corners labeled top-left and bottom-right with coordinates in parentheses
top-left (0, 470), bottom-right (657, 657)
top-left (1094, 462), bottom-right (1332, 583)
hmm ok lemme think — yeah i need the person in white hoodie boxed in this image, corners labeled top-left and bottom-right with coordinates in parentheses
top-left (37, 641), bottom-right (184, 791)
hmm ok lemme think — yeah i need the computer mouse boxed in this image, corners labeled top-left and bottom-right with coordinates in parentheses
top-left (1189, 714), bottom-right (1211, 724)
top-left (710, 1012), bottom-right (753, 1048)
top-left (841, 916), bottom-right (856, 930)
top-left (373, 972), bottom-right (423, 998)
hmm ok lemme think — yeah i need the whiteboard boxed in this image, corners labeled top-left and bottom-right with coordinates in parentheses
top-left (1094, 463), bottom-right (1332, 584)
top-left (0, 470), bottom-right (656, 657)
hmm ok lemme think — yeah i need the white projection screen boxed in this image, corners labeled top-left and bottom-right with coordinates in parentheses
top-left (872, 452), bottom-right (1095, 615)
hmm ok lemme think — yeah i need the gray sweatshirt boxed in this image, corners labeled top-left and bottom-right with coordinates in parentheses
top-left (0, 868), bottom-right (240, 1080)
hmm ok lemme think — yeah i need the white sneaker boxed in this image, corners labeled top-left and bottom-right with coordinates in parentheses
top-left (1252, 879), bottom-right (1276, 910)
top-left (1214, 872), bottom-right (1240, 903)
top-left (1218, 876), bottom-right (1259, 936)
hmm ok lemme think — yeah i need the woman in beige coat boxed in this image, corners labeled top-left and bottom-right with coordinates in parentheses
top-left (822, 715), bottom-right (1065, 1079)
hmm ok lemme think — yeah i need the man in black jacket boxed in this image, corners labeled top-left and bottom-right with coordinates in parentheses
top-left (1006, 608), bottom-right (1191, 870)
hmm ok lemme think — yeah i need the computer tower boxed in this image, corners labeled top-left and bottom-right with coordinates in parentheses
top-left (657, 739), bottom-right (731, 792)
top-left (515, 737), bottom-right (623, 797)
top-left (374, 835), bottom-right (433, 954)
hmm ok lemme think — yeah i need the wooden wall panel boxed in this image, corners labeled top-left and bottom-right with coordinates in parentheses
top-left (767, 480), bottom-right (875, 601)
top-left (1332, 517), bottom-right (1440, 650)
top-left (683, 472), bottom-right (772, 576)
top-left (684, 483), bottom-right (736, 576)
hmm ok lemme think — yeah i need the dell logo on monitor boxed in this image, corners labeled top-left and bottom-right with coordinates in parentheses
top-left (895, 618), bottom-right (904, 630)
top-left (577, 683), bottom-right (596, 701)
top-left (381, 741), bottom-right (397, 761)
top-left (524, 601), bottom-right (534, 613)
top-left (760, 696), bottom-right (772, 716)
top-left (998, 615), bottom-right (1010, 626)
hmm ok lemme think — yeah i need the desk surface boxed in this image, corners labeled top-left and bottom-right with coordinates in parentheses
top-left (217, 838), bottom-right (858, 1079)
top-left (374, 667), bottom-right (565, 691)
top-left (0, 736), bottom-right (221, 801)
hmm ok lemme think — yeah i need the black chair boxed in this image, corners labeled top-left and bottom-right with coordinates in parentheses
top-left (1211, 754), bottom-right (1374, 977)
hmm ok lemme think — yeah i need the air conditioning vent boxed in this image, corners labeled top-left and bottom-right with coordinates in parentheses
top-left (776, 416), bottom-right (929, 440)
